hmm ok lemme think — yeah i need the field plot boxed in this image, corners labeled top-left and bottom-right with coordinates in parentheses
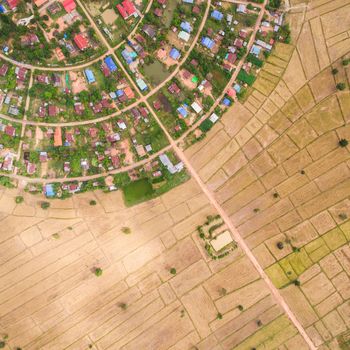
top-left (184, 0), bottom-right (350, 347)
top-left (0, 179), bottom-right (308, 349)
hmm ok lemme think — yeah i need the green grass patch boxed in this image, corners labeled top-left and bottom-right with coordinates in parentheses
top-left (237, 69), bottom-right (256, 86)
top-left (247, 53), bottom-right (264, 67)
top-left (122, 178), bottom-right (154, 206)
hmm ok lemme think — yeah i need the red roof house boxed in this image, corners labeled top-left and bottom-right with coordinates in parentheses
top-left (74, 34), bottom-right (89, 51)
top-left (7, 0), bottom-right (19, 9)
top-left (116, 0), bottom-right (137, 19)
top-left (62, 0), bottom-right (76, 13)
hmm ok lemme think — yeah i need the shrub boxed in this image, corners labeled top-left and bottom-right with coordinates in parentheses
top-left (121, 226), bottom-right (131, 234)
top-left (338, 213), bottom-right (348, 220)
top-left (199, 119), bottom-right (214, 133)
top-left (238, 304), bottom-right (244, 311)
top-left (217, 313), bottom-right (223, 320)
top-left (118, 302), bottom-right (127, 310)
top-left (294, 279), bottom-right (301, 286)
top-left (273, 192), bottom-right (279, 198)
top-left (276, 242), bottom-right (284, 250)
top-left (336, 83), bottom-right (346, 90)
top-left (331, 68), bottom-right (338, 75)
top-left (41, 201), bottom-right (50, 210)
top-left (170, 268), bottom-right (177, 275)
top-left (219, 287), bottom-right (227, 296)
top-left (94, 267), bottom-right (103, 277)
top-left (256, 319), bottom-right (262, 327)
top-left (89, 200), bottom-right (97, 206)
top-left (15, 196), bottom-right (24, 204)
top-left (339, 138), bottom-right (349, 147)
top-left (342, 59), bottom-right (350, 66)
top-left (0, 342), bottom-right (5, 349)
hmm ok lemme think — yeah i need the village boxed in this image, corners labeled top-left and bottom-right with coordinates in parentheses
top-left (0, 0), bottom-right (350, 349)
top-left (0, 0), bottom-right (287, 203)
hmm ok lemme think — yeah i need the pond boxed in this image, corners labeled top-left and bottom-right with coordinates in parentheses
top-left (143, 60), bottom-right (170, 85)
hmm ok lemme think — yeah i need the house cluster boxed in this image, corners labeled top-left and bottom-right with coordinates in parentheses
top-left (0, 0), bottom-right (19, 13)
top-left (32, 0), bottom-right (96, 61)
top-left (0, 63), bottom-right (26, 117)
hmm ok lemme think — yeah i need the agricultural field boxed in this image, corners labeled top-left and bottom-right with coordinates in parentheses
top-left (1, 0), bottom-right (350, 348)
top-left (0, 179), bottom-right (310, 350)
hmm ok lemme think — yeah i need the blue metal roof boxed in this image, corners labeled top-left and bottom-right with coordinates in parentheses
top-left (136, 78), bottom-right (148, 91)
top-left (177, 106), bottom-right (188, 117)
top-left (84, 69), bottom-right (95, 84)
top-left (180, 21), bottom-right (192, 33)
top-left (45, 184), bottom-right (55, 197)
top-left (201, 37), bottom-right (214, 50)
top-left (222, 98), bottom-right (231, 106)
top-left (104, 56), bottom-right (117, 72)
top-left (170, 48), bottom-right (180, 60)
top-left (211, 10), bottom-right (223, 21)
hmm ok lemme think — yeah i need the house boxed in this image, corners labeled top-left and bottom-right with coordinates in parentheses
top-left (142, 24), bottom-right (156, 38)
top-left (44, 184), bottom-right (55, 197)
top-left (191, 102), bottom-right (202, 114)
top-left (34, 0), bottom-right (48, 7)
top-left (180, 21), bottom-right (192, 33)
top-left (104, 56), bottom-right (117, 72)
top-left (239, 29), bottom-right (248, 39)
top-left (21, 33), bottom-right (39, 46)
top-left (84, 69), bottom-right (95, 84)
top-left (168, 82), bottom-right (180, 94)
top-left (237, 4), bottom-right (247, 13)
top-left (47, 2), bottom-right (61, 14)
top-left (201, 37), bottom-right (214, 50)
top-left (26, 162), bottom-right (36, 175)
top-left (39, 152), bottom-right (48, 162)
top-left (234, 38), bottom-right (244, 48)
top-left (192, 5), bottom-right (200, 14)
top-left (37, 74), bottom-right (49, 84)
top-left (5, 125), bottom-right (15, 137)
top-left (250, 44), bottom-right (261, 56)
top-left (136, 78), bottom-right (148, 91)
top-left (15, 67), bottom-right (27, 81)
top-left (177, 105), bottom-right (188, 118)
top-left (8, 106), bottom-right (19, 116)
top-left (54, 127), bottom-right (62, 147)
top-left (211, 10), bottom-right (223, 21)
top-left (2, 153), bottom-right (14, 171)
top-left (74, 34), bottom-right (89, 51)
top-left (154, 8), bottom-right (162, 17)
top-left (48, 105), bottom-right (59, 117)
top-left (159, 154), bottom-right (183, 174)
top-left (62, 0), bottom-right (76, 12)
top-left (256, 39), bottom-right (272, 51)
top-left (74, 102), bottom-right (84, 115)
top-left (209, 113), bottom-right (219, 123)
top-left (6, 0), bottom-right (19, 10)
top-left (169, 48), bottom-right (180, 60)
top-left (178, 31), bottom-right (190, 42)
top-left (64, 162), bottom-right (71, 172)
top-left (117, 0), bottom-right (138, 19)
top-left (0, 63), bottom-right (9, 77)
